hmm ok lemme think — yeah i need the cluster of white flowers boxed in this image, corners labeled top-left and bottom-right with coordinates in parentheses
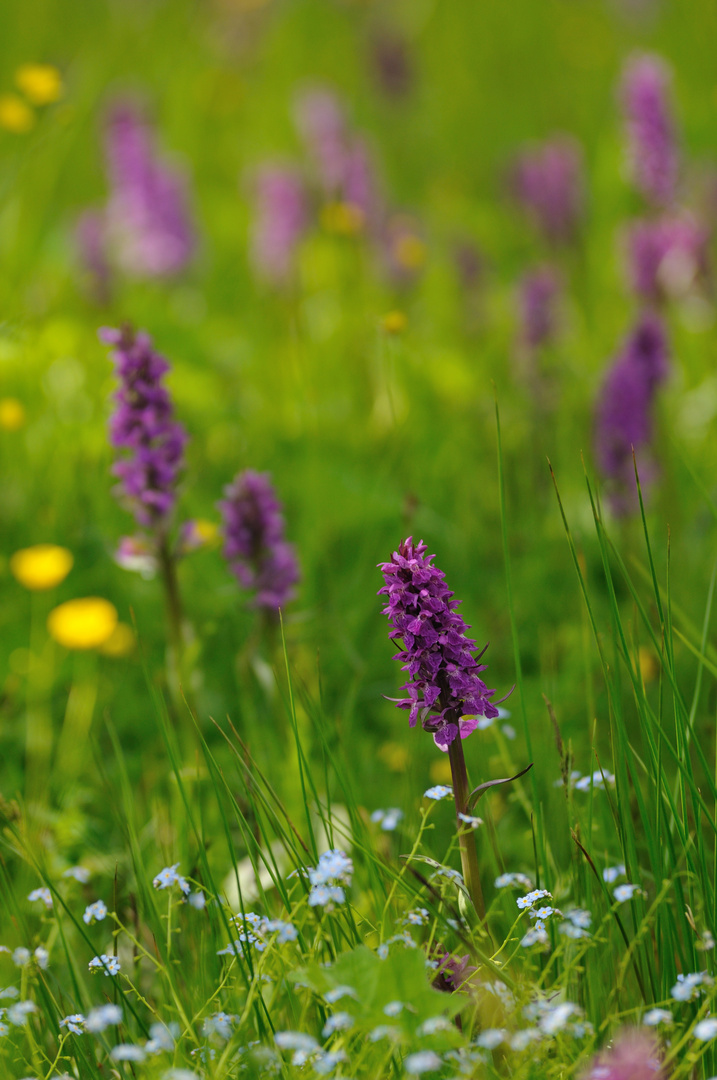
top-left (671, 971), bottom-right (713, 1002)
top-left (304, 850), bottom-right (353, 909)
top-left (370, 808), bottom-right (403, 831)
top-left (218, 912), bottom-right (298, 958)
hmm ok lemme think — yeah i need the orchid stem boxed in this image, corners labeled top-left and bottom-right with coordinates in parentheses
top-left (157, 535), bottom-right (191, 713)
top-left (448, 736), bottom-right (486, 921)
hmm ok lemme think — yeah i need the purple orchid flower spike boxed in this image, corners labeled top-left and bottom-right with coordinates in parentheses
top-left (219, 470), bottom-right (300, 611)
top-left (518, 266), bottom-right (561, 351)
top-left (104, 101), bottom-right (196, 278)
top-left (378, 537), bottom-right (509, 922)
top-left (594, 312), bottom-right (670, 516)
top-left (624, 214), bottom-right (709, 304)
top-left (378, 537), bottom-right (500, 751)
top-left (102, 325), bottom-right (191, 685)
top-left (511, 135), bottom-right (584, 245)
top-left (249, 165), bottom-right (308, 285)
top-left (102, 325), bottom-right (188, 534)
top-left (621, 54), bottom-right (679, 207)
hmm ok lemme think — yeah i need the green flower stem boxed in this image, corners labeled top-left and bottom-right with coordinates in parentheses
top-left (25, 591), bottom-right (53, 805)
top-left (157, 535), bottom-right (191, 711)
top-left (448, 736), bottom-right (485, 921)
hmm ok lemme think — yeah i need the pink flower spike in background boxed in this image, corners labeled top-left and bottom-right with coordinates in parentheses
top-left (621, 54), bottom-right (678, 206)
top-left (249, 165), bottom-right (307, 285)
top-left (582, 1029), bottom-right (664, 1079)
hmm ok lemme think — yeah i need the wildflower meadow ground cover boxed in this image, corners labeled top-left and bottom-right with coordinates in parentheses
top-left (4, 1), bottom-right (717, 1077)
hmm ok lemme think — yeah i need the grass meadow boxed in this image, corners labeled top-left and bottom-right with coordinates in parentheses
top-left (3, 0), bottom-right (717, 1076)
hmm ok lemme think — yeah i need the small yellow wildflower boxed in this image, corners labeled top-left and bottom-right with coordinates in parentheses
top-left (99, 622), bottom-right (136, 658)
top-left (639, 646), bottom-right (658, 685)
top-left (10, 544), bottom-right (73, 591)
top-left (0, 398), bottom-right (26, 430)
top-left (393, 233), bottom-right (426, 272)
top-left (377, 741), bottom-right (409, 773)
top-left (381, 310), bottom-right (408, 334)
top-left (179, 518), bottom-right (220, 554)
top-left (321, 201), bottom-right (365, 236)
top-left (15, 64), bottom-right (63, 105)
top-left (429, 756), bottom-right (453, 785)
top-left (0, 94), bottom-right (35, 133)
top-left (47, 598), bottom-right (118, 651)
top-left (193, 519), bottom-right (219, 545)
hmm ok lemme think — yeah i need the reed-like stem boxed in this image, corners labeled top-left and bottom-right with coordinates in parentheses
top-left (448, 735), bottom-right (485, 921)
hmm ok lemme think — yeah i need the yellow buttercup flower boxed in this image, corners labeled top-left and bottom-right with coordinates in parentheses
top-left (15, 64), bottom-right (63, 105)
top-left (47, 598), bottom-right (118, 651)
top-left (193, 518), bottom-right (219, 545)
top-left (377, 741), bottom-right (409, 773)
top-left (321, 201), bottom-right (365, 236)
top-left (0, 94), bottom-right (35, 133)
top-left (10, 544), bottom-right (73, 590)
top-left (393, 233), bottom-right (426, 271)
top-left (429, 756), bottom-right (453, 785)
top-left (0, 398), bottom-right (26, 430)
top-left (98, 622), bottom-right (136, 658)
top-left (639, 646), bottom-right (658, 685)
top-left (381, 310), bottom-right (408, 334)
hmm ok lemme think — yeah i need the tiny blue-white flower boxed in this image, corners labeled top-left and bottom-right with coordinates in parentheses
top-left (324, 986), bottom-right (357, 1004)
top-left (371, 808), bottom-right (404, 831)
top-left (62, 866), bottom-right (90, 883)
top-left (85, 1004), bottom-right (122, 1033)
top-left (27, 888), bottom-right (52, 909)
top-left (274, 1031), bottom-right (318, 1052)
top-left (203, 1012), bottom-right (236, 1040)
top-left (418, 1016), bottom-right (451, 1035)
top-left (458, 813), bottom-right (484, 829)
top-left (404, 1050), bottom-right (443, 1074)
top-left (559, 921), bottom-right (589, 940)
top-left (521, 926), bottom-right (549, 948)
top-left (314, 1049), bottom-right (347, 1075)
top-left (322, 1012), bottom-right (354, 1037)
top-left (59, 1013), bottom-right (85, 1035)
top-left (423, 785), bottom-right (452, 801)
top-left (613, 884), bottom-right (643, 903)
top-left (517, 889), bottom-right (552, 910)
top-left (510, 1028), bottom-right (541, 1050)
top-left (111, 1044), bottom-right (146, 1061)
top-left (262, 918), bottom-right (298, 943)
top-left (83, 900), bottom-right (107, 925)
top-left (495, 872), bottom-right (534, 891)
top-left (33, 947), bottom-right (49, 969)
top-left (694, 1018), bottom-right (717, 1041)
top-left (672, 972), bottom-right (710, 1001)
top-left (539, 1002), bottom-right (578, 1035)
top-left (643, 1008), bottom-right (672, 1027)
top-left (602, 864), bottom-right (626, 884)
top-left (88, 954), bottom-right (120, 977)
top-left (476, 1029), bottom-right (505, 1049)
top-left (7, 1001), bottom-right (37, 1026)
top-left (369, 1024), bottom-right (400, 1042)
top-left (152, 864), bottom-right (190, 895)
